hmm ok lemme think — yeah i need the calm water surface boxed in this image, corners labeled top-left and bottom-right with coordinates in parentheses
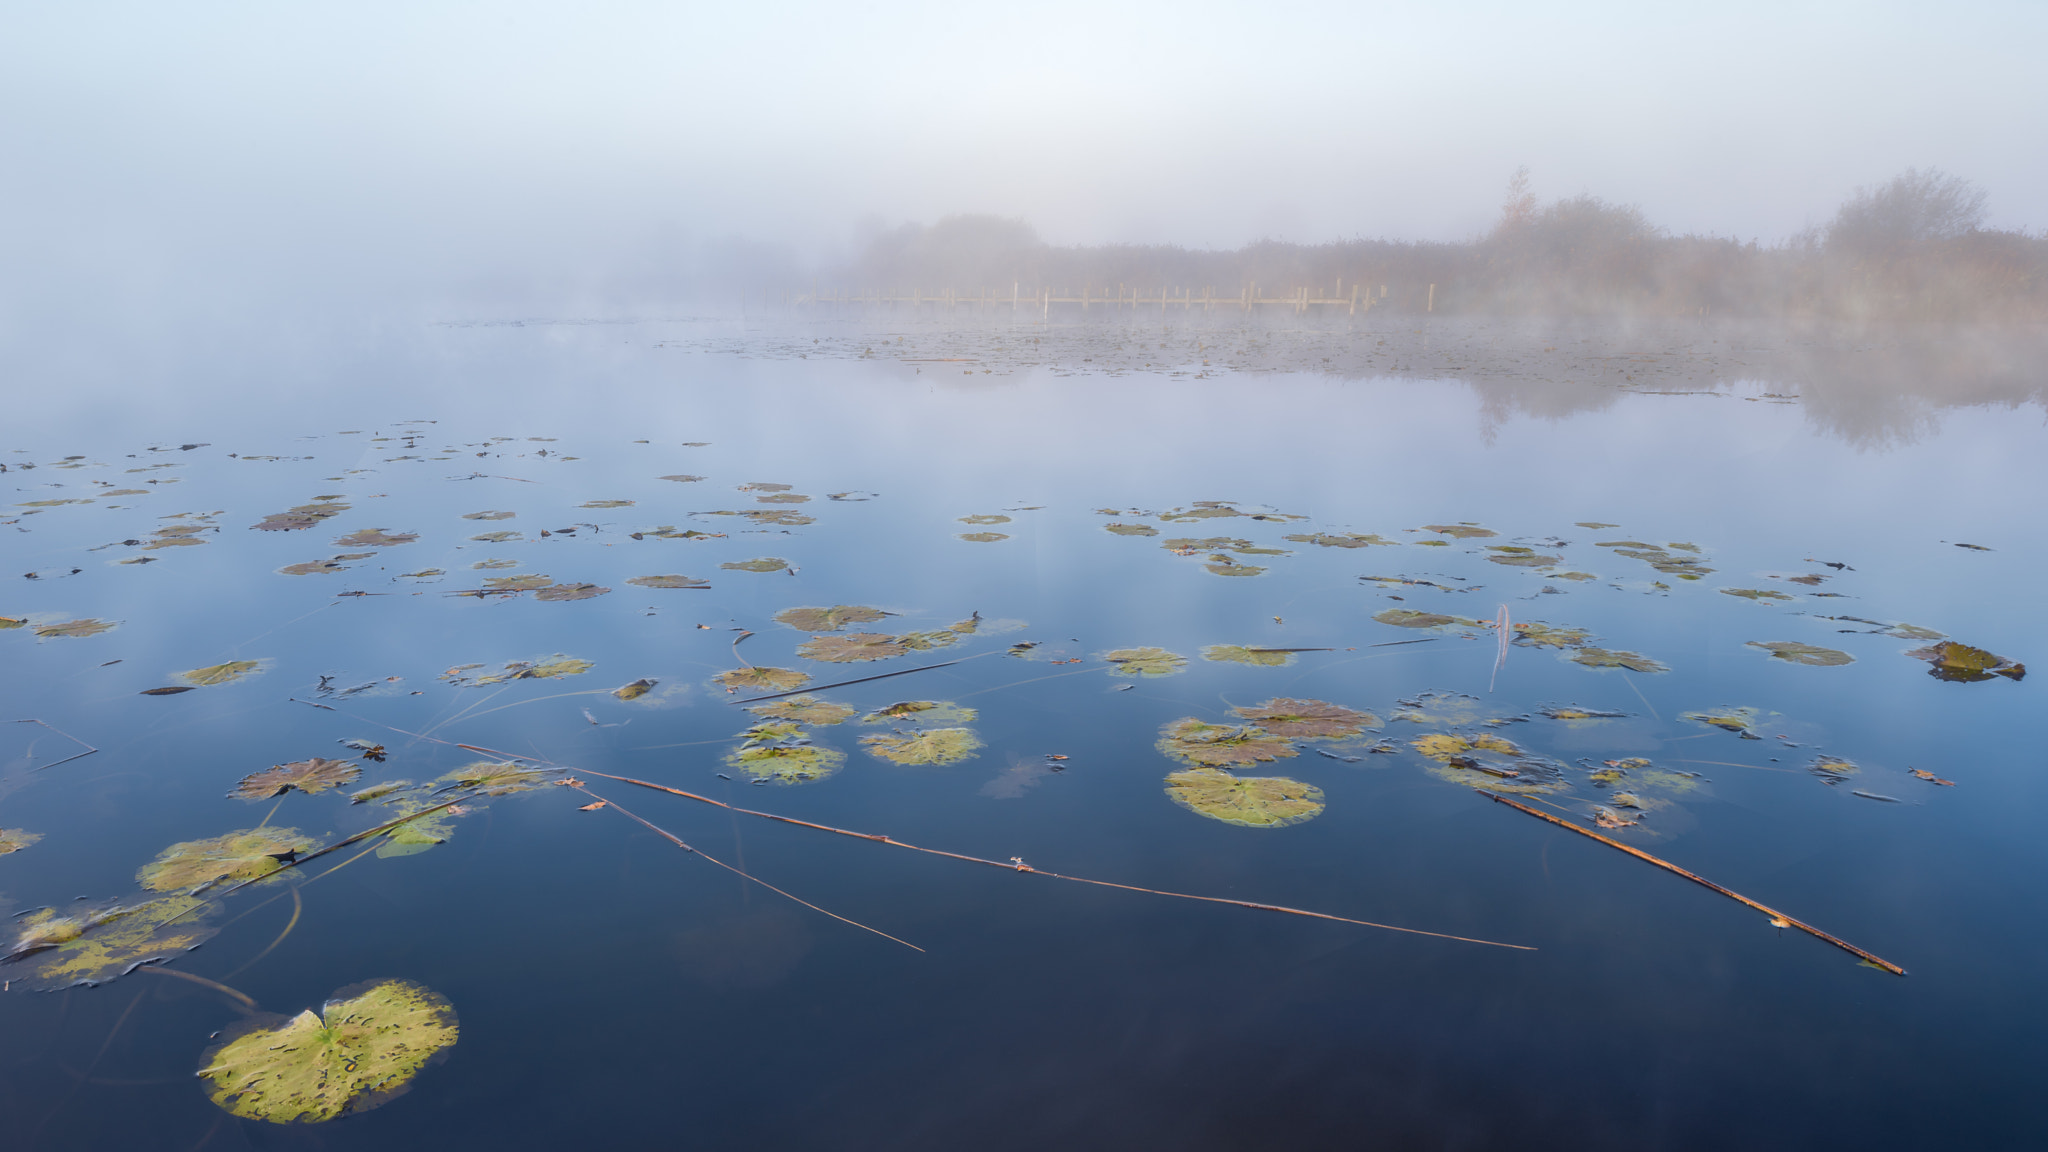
top-left (2, 318), bottom-right (2044, 1150)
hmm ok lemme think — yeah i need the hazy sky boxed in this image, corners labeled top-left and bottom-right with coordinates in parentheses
top-left (3, 1), bottom-right (2041, 315)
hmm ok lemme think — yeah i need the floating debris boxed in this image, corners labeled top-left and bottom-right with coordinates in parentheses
top-left (461, 510), bottom-right (515, 520)
top-left (1809, 756), bottom-right (1859, 784)
top-left (1103, 523), bottom-right (1159, 536)
top-left (1513, 621), bottom-right (1591, 648)
top-left (1163, 768), bottom-right (1323, 827)
top-left (180, 660), bottom-right (265, 687)
top-left (441, 656), bottom-right (593, 685)
top-left (252, 497), bottom-right (349, 532)
top-left (958, 514), bottom-right (1011, 525)
top-left (197, 978), bottom-right (459, 1124)
top-left (1679, 707), bottom-right (1765, 738)
top-left (0, 828), bottom-right (43, 855)
top-left (1418, 524), bottom-right (1497, 539)
top-left (1374, 608), bottom-right (1482, 630)
top-left (534, 583), bottom-right (610, 601)
top-left (1721, 588), bottom-right (1794, 602)
top-left (1909, 768), bottom-right (1957, 786)
top-left (1486, 546), bottom-right (1561, 567)
top-left (1202, 645), bottom-right (1297, 667)
top-left (581, 500), bottom-right (635, 509)
top-left (1595, 540), bottom-right (1714, 580)
top-left (31, 618), bottom-right (117, 639)
top-left (957, 532), bottom-right (1009, 542)
top-left (1284, 532), bottom-right (1398, 548)
top-left (436, 761), bottom-right (555, 795)
top-left (11, 894), bottom-right (220, 988)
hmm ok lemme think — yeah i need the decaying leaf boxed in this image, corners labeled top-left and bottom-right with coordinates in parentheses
top-left (859, 700), bottom-right (978, 725)
top-left (581, 500), bottom-right (635, 509)
top-left (958, 515), bottom-right (1011, 525)
top-left (1232, 698), bottom-right (1378, 739)
top-left (1571, 648), bottom-right (1669, 673)
top-left (1410, 733), bottom-right (1522, 761)
top-left (232, 758), bottom-right (363, 801)
top-left (137, 827), bottom-right (318, 891)
top-left (1721, 588), bottom-right (1794, 602)
top-left (339, 738), bottom-right (387, 761)
top-left (721, 558), bottom-right (790, 573)
top-left (437, 761), bottom-right (555, 795)
top-left (11, 894), bottom-right (220, 988)
top-left (614, 678), bottom-right (658, 701)
top-left (32, 618), bottom-right (117, 638)
top-left (658, 474), bottom-right (705, 483)
top-left (1101, 647), bottom-right (1187, 677)
top-left (442, 656), bottom-right (594, 685)
top-left (461, 511), bottom-right (515, 520)
top-left (252, 498), bottom-right (349, 532)
top-left (774, 605), bottom-right (890, 632)
top-left (712, 666), bottom-right (809, 693)
top-left (1810, 756), bottom-right (1859, 784)
top-left (898, 629), bottom-right (960, 651)
top-left (797, 633), bottom-right (909, 663)
top-left (1905, 641), bottom-right (2026, 683)
top-left (180, 660), bottom-right (265, 686)
top-left (1202, 645), bottom-right (1295, 667)
top-left (1679, 707), bottom-right (1763, 738)
top-left (534, 583), bottom-right (609, 601)
top-left (348, 780), bottom-right (413, 805)
top-left (1539, 705), bottom-right (1626, 723)
top-left (627, 575), bottom-right (709, 590)
top-left (957, 532), bottom-right (1009, 542)
top-left (860, 727), bottom-right (983, 766)
top-left (1163, 768), bottom-right (1323, 828)
top-left (1747, 641), bottom-right (1854, 667)
top-left (1884, 623), bottom-right (1944, 641)
top-left (332, 528), bottom-right (418, 548)
top-left (1156, 718), bottom-right (1296, 768)
top-left (1486, 546), bottom-right (1561, 567)
top-left (747, 695), bottom-right (858, 725)
top-left (196, 978), bottom-right (459, 1124)
top-left (0, 828), bottom-right (43, 855)
top-left (1909, 768), bottom-right (1957, 786)
top-left (141, 686), bottom-right (197, 695)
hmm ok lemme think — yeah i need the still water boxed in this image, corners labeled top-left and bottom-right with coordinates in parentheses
top-left (2, 317), bottom-right (2043, 1150)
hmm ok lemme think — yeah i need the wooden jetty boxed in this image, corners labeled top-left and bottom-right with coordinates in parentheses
top-left (787, 282), bottom-right (1436, 316)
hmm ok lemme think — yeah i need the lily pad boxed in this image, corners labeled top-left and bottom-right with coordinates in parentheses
top-left (483, 574), bottom-right (553, 592)
top-left (1284, 532), bottom-right (1398, 548)
top-left (1104, 523), bottom-right (1160, 536)
top-left (469, 531), bottom-right (521, 542)
top-left (1202, 645), bottom-right (1296, 667)
top-left (1374, 608), bottom-right (1481, 630)
top-left (1419, 524), bottom-right (1496, 539)
top-left (33, 618), bottom-right (117, 638)
top-left (436, 761), bottom-right (555, 795)
top-left (443, 656), bottom-right (594, 685)
top-left (797, 633), bottom-right (908, 663)
top-left (348, 780), bottom-right (413, 805)
top-left (860, 728), bottom-right (983, 766)
top-left (196, 978), bottom-right (459, 1124)
top-left (0, 828), bottom-right (43, 855)
top-left (774, 605), bottom-right (890, 632)
top-left (721, 558), bottom-right (790, 573)
top-left (232, 758), bottom-right (363, 801)
top-left (252, 499), bottom-right (349, 532)
top-left (1203, 560), bottom-right (1263, 576)
top-left (333, 529), bottom-right (418, 548)
top-left (1513, 621), bottom-right (1591, 648)
top-left (713, 666), bottom-right (810, 693)
top-left (1157, 718), bottom-right (1296, 768)
top-left (1571, 648), bottom-right (1669, 673)
top-left (581, 500), bottom-right (635, 509)
top-left (1721, 588), bottom-right (1794, 602)
top-left (748, 695), bottom-right (857, 725)
top-left (137, 827), bottom-right (318, 891)
top-left (958, 515), bottom-right (1011, 525)
top-left (1232, 698), bottom-right (1378, 739)
top-left (1486, 546), bottom-right (1561, 567)
top-left (11, 894), bottom-right (220, 988)
top-left (898, 629), bottom-right (960, 651)
top-left (1810, 756), bottom-right (1859, 784)
top-left (615, 678), bottom-right (658, 701)
top-left (1539, 705), bottom-right (1627, 723)
top-left (1747, 641), bottom-right (1854, 667)
top-left (1885, 623), bottom-right (1945, 641)
top-left (471, 559), bottom-right (519, 569)
top-left (627, 575), bottom-right (709, 590)
top-left (859, 700), bottom-right (978, 725)
top-left (534, 583), bottom-right (610, 601)
top-left (1101, 647), bottom-right (1187, 677)
top-left (957, 532), bottom-right (1009, 542)
top-left (728, 742), bottom-right (845, 783)
top-left (461, 511), bottom-right (515, 520)
top-left (737, 483), bottom-right (791, 493)
top-left (1680, 707), bottom-right (1763, 738)
top-left (1164, 768), bottom-right (1323, 828)
top-left (377, 800), bottom-right (457, 857)
top-left (658, 474), bottom-right (705, 483)
top-left (180, 660), bottom-right (265, 687)
top-left (1410, 733), bottom-right (1522, 761)
top-left (1906, 641), bottom-right (2026, 683)
top-left (1596, 541), bottom-right (1715, 580)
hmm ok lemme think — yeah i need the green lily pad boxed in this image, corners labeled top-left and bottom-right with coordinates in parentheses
top-left (959, 515), bottom-right (1011, 525)
top-left (797, 633), bottom-right (908, 663)
top-left (377, 800), bottom-right (458, 857)
top-left (1202, 645), bottom-right (1296, 667)
top-left (713, 666), bottom-right (809, 693)
top-left (774, 606), bottom-right (890, 632)
top-left (33, 618), bottom-right (117, 638)
top-left (1232, 698), bottom-right (1378, 739)
top-left (1721, 588), bottom-right (1794, 602)
top-left (1747, 641), bottom-right (1854, 667)
top-left (480, 574), bottom-right (551, 592)
top-left (614, 678), bottom-right (658, 701)
top-left (1164, 768), bottom-right (1323, 827)
top-left (1157, 718), bottom-right (1296, 768)
top-left (137, 827), bottom-right (318, 891)
top-left (1373, 608), bottom-right (1482, 630)
top-left (437, 761), bottom-right (555, 795)
top-left (471, 559), bottom-right (519, 570)
top-left (332, 528), bottom-right (417, 547)
top-left (534, 583), bottom-right (609, 601)
top-left (1512, 621), bottom-right (1591, 648)
top-left (1101, 647), bottom-right (1187, 677)
top-left (1596, 541), bottom-right (1715, 580)
top-left (1410, 732), bottom-right (1523, 760)
top-left (721, 558), bottom-right (790, 573)
top-left (231, 758), bottom-right (363, 801)
top-left (747, 695), bottom-right (858, 725)
top-left (197, 978), bottom-right (459, 1124)
top-left (957, 532), bottom-right (1009, 542)
top-left (628, 575), bottom-right (709, 590)
top-left (252, 499), bottom-right (349, 532)
top-left (11, 894), bottom-right (220, 988)
top-left (1906, 641), bottom-right (2026, 683)
top-left (1486, 546), bottom-right (1561, 567)
top-left (1572, 648), bottom-right (1669, 673)
top-left (860, 728), bottom-right (982, 766)
top-left (898, 629), bottom-right (960, 650)
top-left (728, 742), bottom-right (845, 783)
top-left (1284, 532), bottom-right (1398, 548)
top-left (443, 656), bottom-right (593, 685)
top-left (859, 700), bottom-right (978, 724)
top-left (0, 828), bottom-right (42, 854)
top-left (581, 499), bottom-right (635, 509)
top-left (1104, 523), bottom-right (1159, 536)
top-left (180, 660), bottom-right (265, 686)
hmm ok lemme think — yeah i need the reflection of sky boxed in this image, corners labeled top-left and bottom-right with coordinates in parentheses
top-left (4, 325), bottom-right (2046, 1148)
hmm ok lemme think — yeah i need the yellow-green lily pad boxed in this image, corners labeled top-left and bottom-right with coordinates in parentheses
top-left (11, 894), bottom-right (220, 987)
top-left (1164, 768), bottom-right (1323, 827)
top-left (798, 633), bottom-right (909, 662)
top-left (747, 695), bottom-right (858, 725)
top-left (1747, 641), bottom-right (1854, 667)
top-left (713, 666), bottom-right (809, 693)
top-left (179, 660), bottom-right (266, 687)
top-left (137, 827), bottom-right (317, 892)
top-left (860, 728), bottom-right (982, 766)
top-left (1157, 718), bottom-right (1296, 768)
top-left (197, 978), bottom-right (459, 1124)
top-left (774, 606), bottom-right (891, 632)
top-left (1101, 647), bottom-right (1186, 677)
top-left (1232, 698), bottom-right (1378, 739)
top-left (231, 758), bottom-right (362, 801)
top-left (859, 700), bottom-right (977, 725)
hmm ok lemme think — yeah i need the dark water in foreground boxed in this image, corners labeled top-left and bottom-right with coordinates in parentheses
top-left (2, 318), bottom-right (2044, 1150)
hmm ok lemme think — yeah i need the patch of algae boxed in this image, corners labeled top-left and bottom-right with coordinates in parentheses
top-left (1163, 768), bottom-right (1323, 828)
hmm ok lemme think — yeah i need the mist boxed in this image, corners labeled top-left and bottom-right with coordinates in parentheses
top-left (4, 0), bottom-right (2045, 340)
